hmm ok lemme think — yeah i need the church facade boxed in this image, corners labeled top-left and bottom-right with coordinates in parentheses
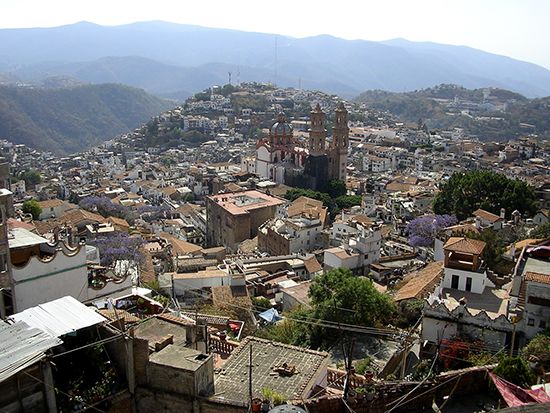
top-left (248, 103), bottom-right (349, 191)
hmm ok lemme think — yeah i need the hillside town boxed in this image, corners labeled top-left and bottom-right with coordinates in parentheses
top-left (1, 82), bottom-right (550, 413)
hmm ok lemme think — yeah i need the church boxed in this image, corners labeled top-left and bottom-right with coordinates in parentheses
top-left (245, 103), bottom-right (349, 191)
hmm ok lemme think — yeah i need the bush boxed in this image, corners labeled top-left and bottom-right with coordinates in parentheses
top-left (493, 356), bottom-right (536, 388)
top-left (521, 334), bottom-right (550, 368)
top-left (355, 357), bottom-right (377, 375)
top-left (22, 199), bottom-right (42, 220)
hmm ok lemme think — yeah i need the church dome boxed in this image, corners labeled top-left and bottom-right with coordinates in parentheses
top-left (270, 112), bottom-right (292, 135)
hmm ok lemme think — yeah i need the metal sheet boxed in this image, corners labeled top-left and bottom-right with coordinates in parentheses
top-left (0, 320), bottom-right (61, 382)
top-left (9, 296), bottom-right (106, 338)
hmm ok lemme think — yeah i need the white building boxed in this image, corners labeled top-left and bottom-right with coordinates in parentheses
top-left (2, 227), bottom-right (133, 315)
top-left (324, 222), bottom-right (382, 275)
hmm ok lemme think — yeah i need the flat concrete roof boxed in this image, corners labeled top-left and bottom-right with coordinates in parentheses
top-left (523, 257), bottom-right (550, 276)
top-left (442, 285), bottom-right (510, 319)
top-left (208, 190), bottom-right (285, 216)
top-left (149, 344), bottom-right (210, 371)
top-left (8, 227), bottom-right (49, 249)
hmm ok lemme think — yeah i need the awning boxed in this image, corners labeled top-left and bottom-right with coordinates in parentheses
top-left (489, 372), bottom-right (550, 407)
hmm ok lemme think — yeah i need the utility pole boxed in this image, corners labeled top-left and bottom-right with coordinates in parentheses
top-left (248, 344), bottom-right (253, 409)
top-left (343, 338), bottom-right (355, 399)
top-left (510, 316), bottom-right (518, 356)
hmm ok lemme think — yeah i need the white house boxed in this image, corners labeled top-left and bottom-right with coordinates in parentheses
top-left (37, 199), bottom-right (72, 221)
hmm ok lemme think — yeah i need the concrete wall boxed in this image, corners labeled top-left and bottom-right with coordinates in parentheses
top-left (12, 247), bottom-right (88, 312)
top-left (523, 281), bottom-right (550, 339)
top-left (173, 274), bottom-right (230, 295)
top-left (442, 268), bottom-right (489, 294)
top-left (323, 249), bottom-right (359, 271)
top-left (422, 303), bottom-right (512, 349)
top-left (135, 388), bottom-right (247, 413)
top-left (147, 354), bottom-right (213, 397)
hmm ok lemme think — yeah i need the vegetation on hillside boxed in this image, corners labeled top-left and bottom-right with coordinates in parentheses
top-left (0, 84), bottom-right (171, 154)
top-left (355, 84), bottom-right (550, 140)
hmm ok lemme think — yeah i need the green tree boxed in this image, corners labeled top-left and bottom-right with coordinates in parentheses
top-left (433, 170), bottom-right (537, 221)
top-left (22, 199), bottom-right (42, 220)
top-left (493, 356), bottom-right (536, 388)
top-left (327, 179), bottom-right (347, 198)
top-left (254, 307), bottom-right (312, 347)
top-left (284, 188), bottom-right (334, 212)
top-left (521, 333), bottom-right (550, 368)
top-left (531, 222), bottom-right (550, 239)
top-left (251, 296), bottom-right (273, 310)
top-left (334, 195), bottom-right (362, 210)
top-left (20, 169), bottom-right (42, 188)
top-left (309, 268), bottom-right (395, 330)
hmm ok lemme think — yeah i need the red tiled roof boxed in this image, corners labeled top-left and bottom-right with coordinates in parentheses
top-left (525, 272), bottom-right (550, 285)
top-left (394, 261), bottom-right (444, 302)
top-left (444, 237), bottom-right (486, 255)
top-left (473, 209), bottom-right (503, 223)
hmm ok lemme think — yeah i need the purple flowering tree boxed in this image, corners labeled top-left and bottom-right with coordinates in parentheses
top-left (92, 232), bottom-right (146, 268)
top-left (79, 196), bottom-right (127, 218)
top-left (405, 214), bottom-right (458, 247)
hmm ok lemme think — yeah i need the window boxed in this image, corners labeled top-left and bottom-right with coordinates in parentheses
top-left (451, 275), bottom-right (459, 289)
top-left (540, 320), bottom-right (547, 329)
top-left (528, 318), bottom-right (535, 326)
top-left (0, 254), bottom-right (7, 273)
top-left (465, 277), bottom-right (472, 292)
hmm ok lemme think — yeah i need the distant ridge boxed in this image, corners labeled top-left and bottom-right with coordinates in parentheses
top-left (0, 83), bottom-right (171, 154)
top-left (355, 84), bottom-right (550, 140)
top-left (0, 21), bottom-right (550, 98)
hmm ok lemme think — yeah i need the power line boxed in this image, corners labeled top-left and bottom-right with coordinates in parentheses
top-left (169, 276), bottom-right (402, 339)
top-left (23, 370), bottom-right (107, 413)
top-left (384, 346), bottom-right (506, 413)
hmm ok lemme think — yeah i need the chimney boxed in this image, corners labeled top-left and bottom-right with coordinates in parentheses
top-left (475, 216), bottom-right (481, 229)
top-left (500, 208), bottom-right (505, 220)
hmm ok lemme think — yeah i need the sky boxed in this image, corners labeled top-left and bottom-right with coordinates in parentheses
top-left (2, 0), bottom-right (549, 69)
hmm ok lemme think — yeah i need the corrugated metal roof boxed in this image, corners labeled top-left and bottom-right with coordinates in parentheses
top-left (9, 296), bottom-right (106, 338)
top-left (0, 320), bottom-right (61, 382)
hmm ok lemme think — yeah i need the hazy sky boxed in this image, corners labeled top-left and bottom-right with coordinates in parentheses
top-left (2, 0), bottom-right (549, 69)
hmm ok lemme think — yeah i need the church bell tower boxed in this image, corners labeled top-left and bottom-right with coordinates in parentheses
top-left (329, 102), bottom-right (349, 181)
top-left (308, 104), bottom-right (326, 156)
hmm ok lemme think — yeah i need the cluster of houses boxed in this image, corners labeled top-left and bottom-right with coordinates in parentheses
top-left (0, 82), bottom-right (549, 412)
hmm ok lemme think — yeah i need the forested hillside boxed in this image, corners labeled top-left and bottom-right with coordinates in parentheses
top-left (0, 84), bottom-right (171, 153)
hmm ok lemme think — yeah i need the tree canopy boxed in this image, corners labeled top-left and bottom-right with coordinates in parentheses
top-left (284, 182), bottom-right (361, 217)
top-left (433, 170), bottom-right (537, 221)
top-left (22, 199), bottom-right (42, 220)
top-left (308, 268), bottom-right (395, 331)
top-left (19, 169), bottom-right (42, 188)
top-left (254, 268), bottom-right (395, 349)
top-left (521, 333), bottom-right (550, 368)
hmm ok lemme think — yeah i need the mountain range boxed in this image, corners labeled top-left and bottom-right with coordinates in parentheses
top-left (0, 83), bottom-right (171, 154)
top-left (1, 21), bottom-right (550, 99)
